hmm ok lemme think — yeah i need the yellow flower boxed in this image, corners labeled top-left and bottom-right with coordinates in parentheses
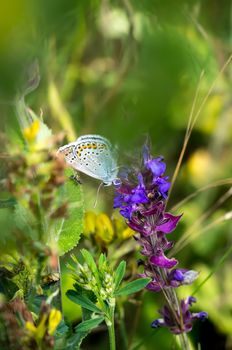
top-left (95, 213), bottom-right (114, 244)
top-left (112, 213), bottom-right (134, 240)
top-left (25, 321), bottom-right (37, 334)
top-left (25, 308), bottom-right (61, 340)
top-left (84, 211), bottom-right (135, 245)
top-left (23, 120), bottom-right (40, 142)
top-left (187, 149), bottom-right (212, 186)
top-left (25, 314), bottom-right (47, 340)
top-left (48, 309), bottom-right (62, 335)
top-left (120, 227), bottom-right (134, 239)
top-left (84, 211), bottom-right (96, 236)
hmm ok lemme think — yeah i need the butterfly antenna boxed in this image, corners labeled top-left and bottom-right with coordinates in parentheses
top-left (93, 182), bottom-right (104, 208)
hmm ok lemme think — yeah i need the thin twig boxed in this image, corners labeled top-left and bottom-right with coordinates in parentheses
top-left (172, 187), bottom-right (232, 254)
top-left (193, 244), bottom-right (232, 295)
top-left (171, 178), bottom-right (232, 211)
top-left (167, 53), bottom-right (232, 205)
top-left (167, 70), bottom-right (204, 204)
top-left (172, 210), bottom-right (232, 256)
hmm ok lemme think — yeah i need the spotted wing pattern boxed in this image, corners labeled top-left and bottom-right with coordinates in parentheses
top-left (58, 135), bottom-right (118, 185)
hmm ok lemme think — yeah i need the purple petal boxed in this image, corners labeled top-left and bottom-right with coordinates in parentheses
top-left (150, 251), bottom-right (178, 269)
top-left (140, 242), bottom-right (153, 256)
top-left (146, 157), bottom-right (166, 176)
top-left (153, 177), bottom-right (170, 198)
top-left (113, 194), bottom-right (124, 208)
top-left (120, 207), bottom-right (132, 219)
top-left (151, 318), bottom-right (164, 328)
top-left (187, 296), bottom-right (196, 306)
top-left (130, 190), bottom-right (148, 203)
top-left (128, 217), bottom-right (154, 236)
top-left (129, 174), bottom-right (148, 204)
top-left (158, 181), bottom-right (170, 198)
top-left (140, 201), bottom-right (165, 217)
top-left (172, 269), bottom-right (185, 281)
top-left (192, 311), bottom-right (208, 321)
top-left (146, 280), bottom-right (163, 292)
top-left (168, 269), bottom-right (199, 287)
top-left (157, 233), bottom-right (174, 250)
top-left (156, 213), bottom-right (182, 234)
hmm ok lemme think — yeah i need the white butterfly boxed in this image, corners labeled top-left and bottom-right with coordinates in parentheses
top-left (57, 134), bottom-right (119, 186)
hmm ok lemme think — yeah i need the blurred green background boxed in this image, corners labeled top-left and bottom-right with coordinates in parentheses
top-left (1, 0), bottom-right (232, 349)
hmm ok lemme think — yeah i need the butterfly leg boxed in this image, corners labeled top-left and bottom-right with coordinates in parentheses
top-left (69, 173), bottom-right (82, 185)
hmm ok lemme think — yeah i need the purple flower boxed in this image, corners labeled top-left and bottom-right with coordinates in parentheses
top-left (114, 141), bottom-right (205, 338)
top-left (145, 156), bottom-right (166, 177)
top-left (154, 177), bottom-right (170, 198)
top-left (151, 296), bottom-right (208, 334)
top-left (150, 250), bottom-right (178, 269)
top-left (156, 212), bottom-right (182, 234)
top-left (168, 269), bottom-right (199, 288)
top-left (139, 267), bottom-right (165, 292)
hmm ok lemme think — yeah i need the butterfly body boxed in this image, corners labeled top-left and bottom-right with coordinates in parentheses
top-left (58, 134), bottom-right (118, 186)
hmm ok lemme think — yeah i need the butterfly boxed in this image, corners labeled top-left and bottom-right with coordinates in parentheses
top-left (57, 134), bottom-right (119, 186)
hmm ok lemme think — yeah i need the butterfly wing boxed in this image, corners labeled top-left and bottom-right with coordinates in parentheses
top-left (57, 142), bottom-right (77, 167)
top-left (73, 136), bottom-right (118, 183)
top-left (58, 135), bottom-right (118, 184)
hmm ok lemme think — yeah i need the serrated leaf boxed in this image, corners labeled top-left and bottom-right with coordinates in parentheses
top-left (114, 278), bottom-right (151, 296)
top-left (66, 290), bottom-right (101, 313)
top-left (75, 316), bottom-right (104, 332)
top-left (14, 203), bottom-right (35, 233)
top-left (114, 261), bottom-right (126, 291)
top-left (57, 172), bottom-right (84, 255)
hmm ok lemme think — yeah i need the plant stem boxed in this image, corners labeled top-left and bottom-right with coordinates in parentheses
top-left (178, 332), bottom-right (190, 350)
top-left (117, 301), bottom-right (128, 350)
top-left (107, 307), bottom-right (116, 350)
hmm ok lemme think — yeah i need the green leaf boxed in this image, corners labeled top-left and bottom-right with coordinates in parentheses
top-left (81, 249), bottom-right (101, 286)
top-left (14, 203), bottom-right (35, 233)
top-left (55, 319), bottom-right (69, 336)
top-left (75, 316), bottom-right (104, 332)
top-left (98, 253), bottom-right (106, 270)
top-left (0, 198), bottom-right (16, 208)
top-left (114, 278), bottom-right (151, 296)
top-left (114, 261), bottom-right (126, 291)
top-left (65, 332), bottom-right (83, 350)
top-left (57, 171), bottom-right (84, 256)
top-left (73, 284), bottom-right (97, 305)
top-left (66, 290), bottom-right (101, 313)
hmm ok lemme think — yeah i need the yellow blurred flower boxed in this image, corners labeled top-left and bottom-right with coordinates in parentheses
top-left (119, 227), bottom-right (135, 239)
top-left (84, 211), bottom-right (96, 236)
top-left (25, 314), bottom-right (47, 341)
top-left (48, 309), bottom-right (62, 335)
top-left (25, 308), bottom-right (61, 340)
top-left (187, 149), bottom-right (213, 186)
top-left (199, 95), bottom-right (222, 134)
top-left (95, 213), bottom-right (114, 244)
top-left (83, 211), bottom-right (135, 245)
top-left (112, 213), bottom-right (134, 239)
top-left (23, 120), bottom-right (40, 142)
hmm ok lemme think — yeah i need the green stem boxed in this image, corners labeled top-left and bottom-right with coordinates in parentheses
top-left (117, 301), bottom-right (128, 350)
top-left (178, 332), bottom-right (190, 350)
top-left (107, 307), bottom-right (116, 350)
